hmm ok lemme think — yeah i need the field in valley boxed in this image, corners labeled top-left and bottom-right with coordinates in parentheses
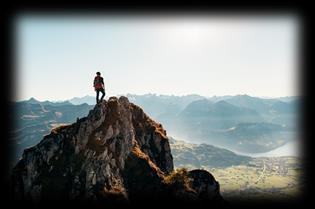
top-left (177, 156), bottom-right (302, 201)
top-left (210, 157), bottom-right (302, 200)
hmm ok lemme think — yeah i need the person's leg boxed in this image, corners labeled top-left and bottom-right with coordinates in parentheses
top-left (100, 89), bottom-right (105, 101)
top-left (96, 90), bottom-right (100, 104)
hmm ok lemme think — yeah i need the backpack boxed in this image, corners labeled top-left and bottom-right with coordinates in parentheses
top-left (94, 76), bottom-right (104, 90)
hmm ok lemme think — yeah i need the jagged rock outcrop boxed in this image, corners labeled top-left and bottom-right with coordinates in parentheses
top-left (12, 96), bottom-right (223, 204)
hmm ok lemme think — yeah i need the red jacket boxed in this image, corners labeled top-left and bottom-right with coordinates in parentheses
top-left (94, 76), bottom-right (104, 90)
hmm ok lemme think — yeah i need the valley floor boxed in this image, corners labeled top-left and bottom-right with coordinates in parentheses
top-left (177, 156), bottom-right (302, 201)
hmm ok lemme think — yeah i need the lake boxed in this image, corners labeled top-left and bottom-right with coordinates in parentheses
top-left (232, 140), bottom-right (300, 158)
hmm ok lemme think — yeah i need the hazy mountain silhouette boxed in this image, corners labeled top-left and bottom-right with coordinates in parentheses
top-left (68, 95), bottom-right (96, 105)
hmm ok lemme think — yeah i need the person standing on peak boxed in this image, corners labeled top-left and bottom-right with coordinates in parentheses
top-left (94, 72), bottom-right (105, 104)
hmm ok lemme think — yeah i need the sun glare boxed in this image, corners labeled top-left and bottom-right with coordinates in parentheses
top-left (158, 21), bottom-right (225, 47)
top-left (168, 25), bottom-right (205, 45)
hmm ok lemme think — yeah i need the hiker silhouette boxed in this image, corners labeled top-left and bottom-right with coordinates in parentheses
top-left (94, 72), bottom-right (105, 104)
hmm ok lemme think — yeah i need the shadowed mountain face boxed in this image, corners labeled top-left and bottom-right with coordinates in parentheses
top-left (12, 97), bottom-right (223, 205)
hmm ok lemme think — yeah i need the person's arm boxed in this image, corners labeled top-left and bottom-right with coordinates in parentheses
top-left (101, 77), bottom-right (105, 89)
top-left (101, 77), bottom-right (104, 85)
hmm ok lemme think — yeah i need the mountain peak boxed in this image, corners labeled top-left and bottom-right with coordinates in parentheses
top-left (27, 97), bottom-right (39, 103)
top-left (214, 100), bottom-right (232, 106)
top-left (12, 96), bottom-right (223, 204)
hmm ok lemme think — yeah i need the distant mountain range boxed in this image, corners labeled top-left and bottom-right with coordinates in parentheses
top-left (65, 94), bottom-right (298, 118)
top-left (12, 94), bottom-right (299, 164)
top-left (10, 98), bottom-right (94, 163)
top-left (125, 94), bottom-right (299, 153)
top-left (68, 95), bottom-right (97, 105)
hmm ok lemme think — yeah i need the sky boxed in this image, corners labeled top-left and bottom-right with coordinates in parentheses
top-left (15, 14), bottom-right (299, 101)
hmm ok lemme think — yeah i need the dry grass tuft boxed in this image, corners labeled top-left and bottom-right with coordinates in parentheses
top-left (163, 168), bottom-right (194, 192)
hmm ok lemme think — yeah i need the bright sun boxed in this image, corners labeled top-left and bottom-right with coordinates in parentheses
top-left (158, 21), bottom-right (219, 47)
top-left (167, 24), bottom-right (205, 45)
top-left (167, 25), bottom-right (205, 45)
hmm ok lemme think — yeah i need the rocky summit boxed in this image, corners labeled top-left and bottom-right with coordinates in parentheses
top-left (12, 96), bottom-right (223, 205)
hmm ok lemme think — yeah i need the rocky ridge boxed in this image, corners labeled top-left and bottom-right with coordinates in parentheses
top-left (12, 96), bottom-right (223, 205)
